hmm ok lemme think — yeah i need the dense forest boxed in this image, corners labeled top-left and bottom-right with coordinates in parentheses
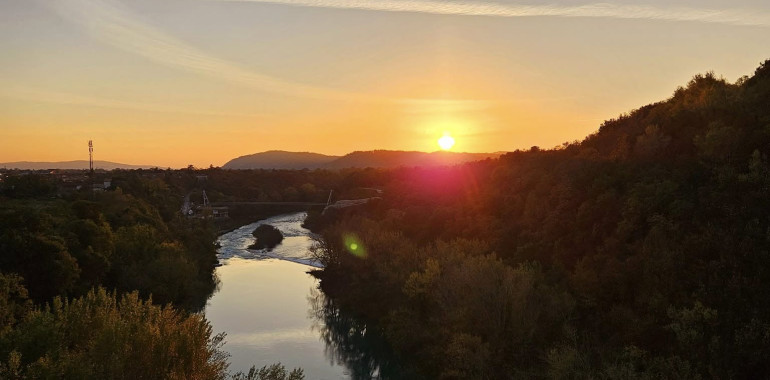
top-left (309, 60), bottom-right (770, 379)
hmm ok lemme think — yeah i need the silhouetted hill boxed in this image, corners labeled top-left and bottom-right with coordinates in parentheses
top-left (223, 150), bottom-right (502, 169)
top-left (568, 60), bottom-right (770, 163)
top-left (324, 150), bottom-right (502, 169)
top-left (0, 160), bottom-right (156, 170)
top-left (222, 150), bottom-right (339, 169)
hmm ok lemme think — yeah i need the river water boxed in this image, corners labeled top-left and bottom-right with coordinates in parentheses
top-left (205, 212), bottom-right (348, 379)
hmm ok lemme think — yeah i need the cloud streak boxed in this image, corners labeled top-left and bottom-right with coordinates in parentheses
top-left (0, 87), bottom-right (267, 118)
top-left (49, 0), bottom-right (377, 102)
top-left (43, 0), bottom-right (556, 113)
top-left (216, 0), bottom-right (770, 27)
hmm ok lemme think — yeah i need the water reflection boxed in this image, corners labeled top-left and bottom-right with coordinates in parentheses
top-left (209, 212), bottom-right (411, 379)
top-left (309, 288), bottom-right (416, 380)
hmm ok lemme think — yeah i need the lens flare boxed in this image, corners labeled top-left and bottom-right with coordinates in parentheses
top-left (343, 234), bottom-right (366, 258)
top-left (438, 134), bottom-right (455, 150)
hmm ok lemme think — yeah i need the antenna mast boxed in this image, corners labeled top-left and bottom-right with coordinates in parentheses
top-left (88, 140), bottom-right (94, 174)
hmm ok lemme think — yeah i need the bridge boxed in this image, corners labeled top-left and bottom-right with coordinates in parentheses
top-left (183, 189), bottom-right (378, 218)
top-left (183, 189), bottom-right (334, 217)
top-left (210, 201), bottom-right (327, 206)
top-left (210, 189), bottom-right (333, 207)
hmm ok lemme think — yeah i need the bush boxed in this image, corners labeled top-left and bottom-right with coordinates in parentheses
top-left (0, 288), bottom-right (228, 379)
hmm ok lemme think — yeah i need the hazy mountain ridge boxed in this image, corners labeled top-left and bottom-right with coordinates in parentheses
top-left (324, 150), bottom-right (502, 169)
top-left (0, 160), bottom-right (157, 170)
top-left (223, 150), bottom-right (339, 169)
top-left (223, 149), bottom-right (503, 169)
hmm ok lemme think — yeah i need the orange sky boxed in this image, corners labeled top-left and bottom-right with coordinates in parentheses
top-left (2, 0), bottom-right (770, 167)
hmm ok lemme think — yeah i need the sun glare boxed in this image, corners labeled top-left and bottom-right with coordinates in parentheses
top-left (438, 134), bottom-right (456, 150)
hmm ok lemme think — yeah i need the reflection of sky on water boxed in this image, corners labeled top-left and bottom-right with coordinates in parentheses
top-left (205, 212), bottom-right (347, 379)
top-left (226, 328), bottom-right (318, 347)
top-left (206, 258), bottom-right (348, 379)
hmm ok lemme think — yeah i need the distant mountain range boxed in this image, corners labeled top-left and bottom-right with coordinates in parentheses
top-left (223, 150), bottom-right (504, 169)
top-left (223, 151), bottom-right (339, 169)
top-left (2, 150), bottom-right (505, 171)
top-left (0, 160), bottom-right (157, 170)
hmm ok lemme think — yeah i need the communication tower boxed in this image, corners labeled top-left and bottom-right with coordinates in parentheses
top-left (88, 140), bottom-right (94, 175)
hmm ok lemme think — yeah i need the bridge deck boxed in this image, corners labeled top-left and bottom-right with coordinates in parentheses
top-left (211, 201), bottom-right (327, 206)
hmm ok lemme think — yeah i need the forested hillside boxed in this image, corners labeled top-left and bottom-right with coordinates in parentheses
top-left (312, 60), bottom-right (770, 379)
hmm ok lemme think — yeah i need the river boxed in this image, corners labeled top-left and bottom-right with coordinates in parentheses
top-left (205, 212), bottom-right (348, 379)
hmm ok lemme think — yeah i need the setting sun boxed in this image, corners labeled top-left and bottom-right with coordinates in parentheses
top-left (438, 134), bottom-right (456, 150)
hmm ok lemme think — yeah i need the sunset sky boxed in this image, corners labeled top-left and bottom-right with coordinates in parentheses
top-left (2, 0), bottom-right (769, 168)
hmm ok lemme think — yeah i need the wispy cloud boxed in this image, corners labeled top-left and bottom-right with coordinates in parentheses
top-left (0, 86), bottom-right (266, 118)
top-left (42, 0), bottom-right (552, 113)
top-left (49, 0), bottom-right (377, 102)
top-left (216, 0), bottom-right (770, 27)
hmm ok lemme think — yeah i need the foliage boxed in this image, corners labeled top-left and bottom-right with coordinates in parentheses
top-left (230, 363), bottom-right (304, 380)
top-left (0, 273), bottom-right (32, 336)
top-left (0, 189), bottom-right (217, 310)
top-left (0, 284), bottom-right (229, 379)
